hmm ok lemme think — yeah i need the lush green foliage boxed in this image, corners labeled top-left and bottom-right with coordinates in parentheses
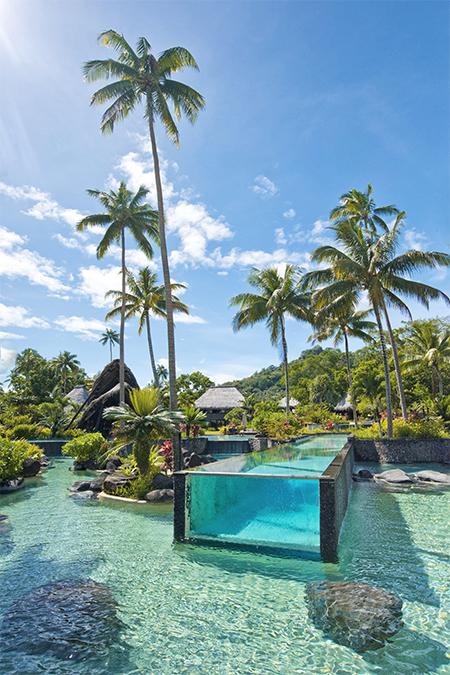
top-left (181, 404), bottom-right (207, 437)
top-left (354, 417), bottom-right (447, 439)
top-left (62, 433), bottom-right (107, 463)
top-left (6, 424), bottom-right (51, 440)
top-left (176, 372), bottom-right (214, 406)
top-left (0, 439), bottom-right (43, 482)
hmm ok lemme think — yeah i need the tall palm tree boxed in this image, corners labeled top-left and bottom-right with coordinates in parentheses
top-left (304, 217), bottom-right (450, 436)
top-left (311, 307), bottom-right (375, 427)
top-left (84, 31), bottom-right (205, 416)
top-left (77, 182), bottom-right (159, 404)
top-left (105, 267), bottom-right (188, 387)
top-left (352, 366), bottom-right (385, 434)
top-left (51, 351), bottom-right (80, 395)
top-left (230, 265), bottom-right (311, 415)
top-left (403, 321), bottom-right (450, 396)
top-left (99, 328), bottom-right (120, 362)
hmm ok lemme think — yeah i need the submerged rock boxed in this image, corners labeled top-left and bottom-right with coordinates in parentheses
top-left (415, 470), bottom-right (450, 485)
top-left (145, 488), bottom-right (174, 503)
top-left (0, 478), bottom-right (24, 493)
top-left (69, 489), bottom-right (97, 500)
top-left (374, 469), bottom-right (414, 484)
top-left (0, 579), bottom-right (122, 662)
top-left (0, 514), bottom-right (8, 522)
top-left (353, 469), bottom-right (374, 482)
top-left (306, 581), bottom-right (403, 652)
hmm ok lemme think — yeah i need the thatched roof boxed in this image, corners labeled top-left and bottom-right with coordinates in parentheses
top-left (195, 386), bottom-right (244, 410)
top-left (278, 396), bottom-right (299, 409)
top-left (66, 385), bottom-right (89, 405)
top-left (68, 359), bottom-right (139, 435)
top-left (334, 393), bottom-right (353, 412)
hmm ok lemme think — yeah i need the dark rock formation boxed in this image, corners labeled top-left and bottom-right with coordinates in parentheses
top-left (105, 455), bottom-right (122, 472)
top-left (72, 458), bottom-right (99, 471)
top-left (0, 478), bottom-right (24, 493)
top-left (150, 473), bottom-right (173, 490)
top-left (70, 489), bottom-right (98, 500)
top-left (306, 581), bottom-right (403, 652)
top-left (0, 515), bottom-right (8, 523)
top-left (22, 457), bottom-right (42, 477)
top-left (0, 579), bottom-right (122, 662)
top-left (145, 489), bottom-right (174, 502)
top-left (352, 469), bottom-right (373, 482)
top-left (103, 471), bottom-right (136, 495)
top-left (69, 476), bottom-right (105, 494)
top-left (67, 359), bottom-right (139, 435)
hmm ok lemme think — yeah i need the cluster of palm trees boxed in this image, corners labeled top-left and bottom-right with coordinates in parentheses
top-left (231, 185), bottom-right (450, 436)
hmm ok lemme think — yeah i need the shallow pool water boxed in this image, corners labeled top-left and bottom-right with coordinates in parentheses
top-left (0, 458), bottom-right (448, 674)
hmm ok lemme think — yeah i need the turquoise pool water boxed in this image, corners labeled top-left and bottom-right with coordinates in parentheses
top-left (0, 458), bottom-right (448, 673)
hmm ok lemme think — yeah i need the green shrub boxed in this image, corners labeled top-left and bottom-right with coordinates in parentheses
top-left (7, 424), bottom-right (52, 440)
top-left (59, 428), bottom-right (84, 439)
top-left (354, 417), bottom-right (447, 439)
top-left (253, 410), bottom-right (303, 440)
top-left (0, 438), bottom-right (43, 482)
top-left (62, 432), bottom-right (107, 462)
top-left (1, 414), bottom-right (34, 429)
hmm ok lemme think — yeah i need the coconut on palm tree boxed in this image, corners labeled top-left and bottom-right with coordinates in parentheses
top-left (311, 307), bottom-right (375, 427)
top-left (77, 182), bottom-right (159, 405)
top-left (305, 214), bottom-right (450, 435)
top-left (103, 387), bottom-right (184, 474)
top-left (99, 328), bottom-right (120, 362)
top-left (51, 352), bottom-right (80, 395)
top-left (403, 321), bottom-right (450, 397)
top-left (84, 31), bottom-right (205, 417)
top-left (105, 267), bottom-right (188, 387)
top-left (230, 265), bottom-right (311, 415)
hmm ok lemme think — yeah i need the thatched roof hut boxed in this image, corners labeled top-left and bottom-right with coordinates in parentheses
top-left (195, 386), bottom-right (244, 427)
top-left (66, 385), bottom-right (89, 406)
top-left (334, 392), bottom-right (354, 419)
top-left (68, 359), bottom-right (139, 435)
top-left (278, 396), bottom-right (299, 410)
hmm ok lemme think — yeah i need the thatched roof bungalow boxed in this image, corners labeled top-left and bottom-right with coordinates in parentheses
top-left (278, 396), bottom-right (299, 411)
top-left (66, 385), bottom-right (89, 406)
top-left (334, 393), bottom-right (354, 419)
top-left (195, 386), bottom-right (244, 427)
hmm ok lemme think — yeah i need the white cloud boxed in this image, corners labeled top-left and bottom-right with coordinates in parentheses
top-left (0, 181), bottom-right (84, 227)
top-left (54, 315), bottom-right (107, 341)
top-left (217, 271), bottom-right (228, 276)
top-left (77, 265), bottom-right (123, 308)
top-left (0, 226), bottom-right (70, 294)
top-left (208, 247), bottom-right (311, 270)
top-left (283, 208), bottom-right (296, 219)
top-left (0, 331), bottom-right (24, 340)
top-left (251, 175), bottom-right (278, 198)
top-left (404, 228), bottom-right (428, 251)
top-left (174, 313), bottom-right (206, 325)
top-left (0, 346), bottom-right (16, 375)
top-left (0, 303), bottom-right (50, 329)
top-left (275, 227), bottom-right (287, 245)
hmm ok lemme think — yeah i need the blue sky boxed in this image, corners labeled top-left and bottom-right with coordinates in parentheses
top-left (0, 0), bottom-right (449, 385)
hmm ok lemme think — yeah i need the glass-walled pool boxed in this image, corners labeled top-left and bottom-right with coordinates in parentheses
top-left (185, 434), bottom-right (348, 554)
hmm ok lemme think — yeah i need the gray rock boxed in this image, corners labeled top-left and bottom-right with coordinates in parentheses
top-left (73, 458), bottom-right (98, 471)
top-left (0, 514), bottom-right (8, 522)
top-left (186, 452), bottom-right (203, 468)
top-left (70, 490), bottom-right (97, 500)
top-left (353, 469), bottom-right (374, 482)
top-left (105, 455), bottom-right (122, 472)
top-left (103, 471), bottom-right (135, 495)
top-left (306, 581), bottom-right (403, 652)
top-left (374, 469), bottom-right (414, 484)
top-left (0, 478), bottom-right (24, 493)
top-left (145, 489), bottom-right (174, 502)
top-left (150, 473), bottom-right (173, 490)
top-left (69, 480), bottom-right (92, 492)
top-left (0, 580), bottom-right (121, 662)
top-left (415, 470), bottom-right (450, 484)
top-left (89, 476), bottom-right (106, 492)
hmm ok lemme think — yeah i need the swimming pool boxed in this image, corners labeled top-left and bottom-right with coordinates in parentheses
top-left (0, 458), bottom-right (448, 673)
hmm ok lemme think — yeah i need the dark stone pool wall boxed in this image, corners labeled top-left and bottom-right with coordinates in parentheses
top-left (319, 440), bottom-right (354, 563)
top-left (353, 437), bottom-right (450, 464)
top-left (28, 439), bottom-right (70, 456)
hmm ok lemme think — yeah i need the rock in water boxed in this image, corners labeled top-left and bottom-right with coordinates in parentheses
top-left (0, 580), bottom-right (121, 663)
top-left (374, 469), bottom-right (414, 484)
top-left (103, 471), bottom-right (136, 495)
top-left (415, 470), bottom-right (450, 485)
top-left (145, 489), bottom-right (174, 502)
top-left (22, 457), bottom-right (42, 477)
top-left (353, 469), bottom-right (373, 482)
top-left (306, 581), bottom-right (403, 652)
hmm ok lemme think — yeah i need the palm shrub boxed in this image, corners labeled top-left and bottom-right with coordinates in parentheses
top-left (103, 387), bottom-right (184, 474)
top-left (181, 404), bottom-right (207, 437)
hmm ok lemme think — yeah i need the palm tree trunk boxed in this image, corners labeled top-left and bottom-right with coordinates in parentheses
top-left (109, 341), bottom-right (113, 362)
top-left (381, 300), bottom-right (407, 419)
top-left (343, 330), bottom-right (358, 428)
top-left (373, 302), bottom-right (393, 437)
top-left (145, 313), bottom-right (160, 387)
top-left (119, 229), bottom-right (126, 405)
top-left (280, 316), bottom-right (290, 416)
top-left (147, 107), bottom-right (181, 472)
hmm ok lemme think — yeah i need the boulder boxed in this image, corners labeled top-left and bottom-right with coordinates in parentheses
top-left (374, 469), bottom-right (414, 484)
top-left (0, 514), bottom-right (8, 522)
top-left (72, 458), bottom-right (98, 471)
top-left (70, 490), bottom-right (97, 500)
top-left (89, 476), bottom-right (106, 492)
top-left (145, 489), bottom-right (174, 503)
top-left (306, 581), bottom-right (403, 652)
top-left (352, 469), bottom-right (373, 482)
top-left (0, 478), bottom-right (24, 493)
top-left (150, 473), bottom-right (173, 490)
top-left (105, 455), bottom-right (122, 472)
top-left (186, 452), bottom-right (203, 468)
top-left (415, 470), bottom-right (450, 485)
top-left (0, 579), bottom-right (122, 662)
top-left (102, 471), bottom-right (135, 495)
top-left (69, 480), bottom-right (92, 492)
top-left (22, 457), bottom-right (42, 477)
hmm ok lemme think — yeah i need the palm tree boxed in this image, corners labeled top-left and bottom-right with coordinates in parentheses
top-left (77, 182), bottom-right (158, 405)
top-left (105, 267), bottom-right (188, 387)
top-left (51, 352), bottom-right (80, 395)
top-left (403, 321), bottom-right (450, 396)
top-left (230, 265), bottom-right (311, 415)
top-left (330, 183), bottom-right (399, 241)
top-left (352, 366), bottom-right (385, 433)
top-left (311, 307), bottom-right (375, 427)
top-left (181, 404), bottom-right (207, 437)
top-left (304, 217), bottom-right (450, 436)
top-left (84, 31), bottom-right (205, 416)
top-left (103, 387), bottom-right (184, 474)
top-left (99, 328), bottom-right (120, 362)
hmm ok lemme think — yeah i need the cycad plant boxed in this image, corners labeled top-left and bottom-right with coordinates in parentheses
top-left (84, 31), bottom-right (205, 415)
top-left (304, 213), bottom-right (449, 436)
top-left (77, 182), bottom-right (159, 404)
top-left (103, 387), bottom-right (184, 474)
top-left (99, 328), bottom-right (120, 362)
top-left (230, 265), bottom-right (311, 415)
top-left (105, 267), bottom-right (188, 387)
top-left (403, 321), bottom-right (450, 397)
top-left (311, 307), bottom-right (375, 426)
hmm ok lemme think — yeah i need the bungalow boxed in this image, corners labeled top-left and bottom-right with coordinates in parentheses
top-left (195, 386), bottom-right (245, 428)
top-left (278, 396), bottom-right (299, 411)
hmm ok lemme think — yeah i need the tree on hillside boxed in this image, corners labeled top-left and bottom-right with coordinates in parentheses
top-left (230, 265), bottom-right (311, 415)
top-left (84, 31), bottom-right (205, 426)
top-left (77, 182), bottom-right (159, 405)
top-left (106, 267), bottom-right (188, 387)
top-left (99, 328), bottom-right (120, 362)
